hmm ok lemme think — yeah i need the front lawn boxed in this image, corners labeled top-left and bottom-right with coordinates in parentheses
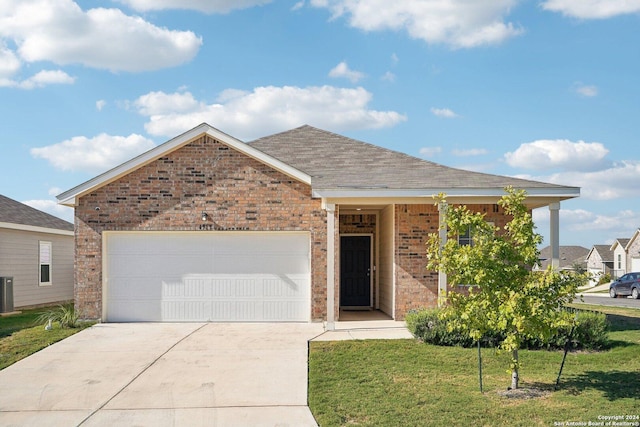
top-left (0, 306), bottom-right (92, 370)
top-left (309, 305), bottom-right (640, 426)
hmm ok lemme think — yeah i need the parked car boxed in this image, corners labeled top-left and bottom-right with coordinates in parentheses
top-left (609, 272), bottom-right (640, 299)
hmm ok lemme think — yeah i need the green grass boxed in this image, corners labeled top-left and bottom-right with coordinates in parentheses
top-left (309, 305), bottom-right (640, 426)
top-left (0, 306), bottom-right (93, 370)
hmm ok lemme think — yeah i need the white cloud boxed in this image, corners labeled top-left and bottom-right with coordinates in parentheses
top-left (419, 146), bottom-right (442, 157)
top-left (30, 133), bottom-right (156, 173)
top-left (533, 207), bottom-right (640, 247)
top-left (381, 71), bottom-right (396, 82)
top-left (0, 0), bottom-right (202, 73)
top-left (573, 83), bottom-right (598, 97)
top-left (310, 0), bottom-right (524, 48)
top-left (328, 61), bottom-right (366, 83)
top-left (118, 0), bottom-right (271, 13)
top-left (452, 148), bottom-right (488, 156)
top-left (430, 107), bottom-right (459, 118)
top-left (514, 160), bottom-right (640, 201)
top-left (541, 0), bottom-right (640, 19)
top-left (17, 70), bottom-right (75, 89)
top-left (504, 139), bottom-right (609, 171)
top-left (292, 1), bottom-right (306, 11)
top-left (22, 199), bottom-right (74, 223)
top-left (48, 187), bottom-right (63, 196)
top-left (133, 91), bottom-right (203, 115)
top-left (0, 42), bottom-right (21, 78)
top-left (133, 86), bottom-right (407, 140)
top-left (96, 100), bottom-right (106, 111)
top-left (0, 67), bottom-right (75, 89)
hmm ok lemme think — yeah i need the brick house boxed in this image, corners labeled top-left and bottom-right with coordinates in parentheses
top-left (626, 229), bottom-right (640, 273)
top-left (58, 123), bottom-right (579, 325)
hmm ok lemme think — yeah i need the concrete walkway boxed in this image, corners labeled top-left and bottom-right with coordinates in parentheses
top-left (0, 323), bottom-right (326, 427)
top-left (0, 321), bottom-right (412, 427)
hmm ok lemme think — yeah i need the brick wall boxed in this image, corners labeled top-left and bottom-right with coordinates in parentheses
top-left (394, 204), bottom-right (439, 318)
top-left (394, 203), bottom-right (511, 319)
top-left (628, 235), bottom-right (640, 272)
top-left (74, 135), bottom-right (327, 320)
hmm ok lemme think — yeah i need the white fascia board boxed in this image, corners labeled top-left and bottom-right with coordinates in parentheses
top-left (0, 222), bottom-right (74, 236)
top-left (312, 186), bottom-right (580, 200)
top-left (57, 123), bottom-right (310, 207)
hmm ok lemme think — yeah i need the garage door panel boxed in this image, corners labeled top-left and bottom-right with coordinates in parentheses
top-left (105, 232), bottom-right (311, 322)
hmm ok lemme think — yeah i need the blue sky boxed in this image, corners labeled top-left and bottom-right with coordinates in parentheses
top-left (1, 0), bottom-right (639, 249)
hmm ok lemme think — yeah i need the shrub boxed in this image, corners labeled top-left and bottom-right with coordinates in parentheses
top-left (597, 273), bottom-right (612, 286)
top-left (35, 303), bottom-right (80, 329)
top-left (406, 308), bottom-right (473, 347)
top-left (407, 308), bottom-right (608, 351)
top-left (568, 310), bottom-right (609, 350)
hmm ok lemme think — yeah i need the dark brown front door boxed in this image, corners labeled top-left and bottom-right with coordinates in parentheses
top-left (340, 235), bottom-right (371, 307)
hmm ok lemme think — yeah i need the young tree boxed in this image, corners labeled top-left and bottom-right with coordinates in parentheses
top-left (426, 187), bottom-right (584, 390)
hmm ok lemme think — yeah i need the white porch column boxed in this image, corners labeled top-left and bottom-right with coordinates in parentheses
top-left (549, 202), bottom-right (560, 269)
top-left (326, 203), bottom-right (336, 331)
top-left (438, 201), bottom-right (448, 306)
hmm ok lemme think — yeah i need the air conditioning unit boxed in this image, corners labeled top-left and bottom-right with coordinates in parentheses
top-left (0, 277), bottom-right (14, 313)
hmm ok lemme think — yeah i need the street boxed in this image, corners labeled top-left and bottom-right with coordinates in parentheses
top-left (574, 293), bottom-right (640, 310)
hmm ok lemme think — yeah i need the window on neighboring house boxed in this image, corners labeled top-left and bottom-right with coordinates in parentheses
top-left (39, 241), bottom-right (52, 286)
top-left (618, 254), bottom-right (622, 270)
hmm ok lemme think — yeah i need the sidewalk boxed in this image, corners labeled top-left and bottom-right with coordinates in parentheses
top-left (312, 320), bottom-right (413, 341)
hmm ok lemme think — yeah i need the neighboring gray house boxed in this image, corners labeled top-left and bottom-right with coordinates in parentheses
top-left (0, 194), bottom-right (74, 310)
top-left (586, 244), bottom-right (615, 287)
top-left (536, 245), bottom-right (589, 272)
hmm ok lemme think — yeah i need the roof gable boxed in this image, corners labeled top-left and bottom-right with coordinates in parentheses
top-left (58, 123), bottom-right (311, 206)
top-left (627, 228), bottom-right (640, 250)
top-left (611, 238), bottom-right (631, 251)
top-left (588, 244), bottom-right (614, 263)
top-left (0, 194), bottom-right (73, 234)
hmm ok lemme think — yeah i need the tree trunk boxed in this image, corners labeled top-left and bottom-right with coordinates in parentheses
top-left (511, 349), bottom-right (519, 389)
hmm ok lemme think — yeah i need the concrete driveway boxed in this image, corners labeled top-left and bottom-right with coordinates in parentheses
top-left (0, 322), bottom-right (325, 427)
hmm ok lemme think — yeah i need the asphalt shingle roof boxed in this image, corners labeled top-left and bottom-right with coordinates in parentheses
top-left (249, 125), bottom-right (575, 191)
top-left (538, 245), bottom-right (589, 270)
top-left (591, 245), bottom-right (614, 263)
top-left (0, 194), bottom-right (73, 231)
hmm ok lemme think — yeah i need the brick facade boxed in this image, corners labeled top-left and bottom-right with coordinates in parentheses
top-left (74, 135), bottom-right (327, 320)
top-left (628, 234), bottom-right (640, 272)
top-left (393, 203), bottom-right (510, 319)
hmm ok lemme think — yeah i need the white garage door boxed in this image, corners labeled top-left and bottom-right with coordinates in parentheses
top-left (104, 232), bottom-right (311, 322)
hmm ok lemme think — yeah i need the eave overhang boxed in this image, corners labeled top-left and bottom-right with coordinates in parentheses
top-left (314, 186), bottom-right (580, 209)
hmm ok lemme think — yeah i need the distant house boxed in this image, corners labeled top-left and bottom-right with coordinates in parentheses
top-left (610, 238), bottom-right (631, 278)
top-left (624, 229), bottom-right (640, 273)
top-left (0, 194), bottom-right (74, 310)
top-left (586, 245), bottom-right (615, 286)
top-left (536, 245), bottom-right (589, 272)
